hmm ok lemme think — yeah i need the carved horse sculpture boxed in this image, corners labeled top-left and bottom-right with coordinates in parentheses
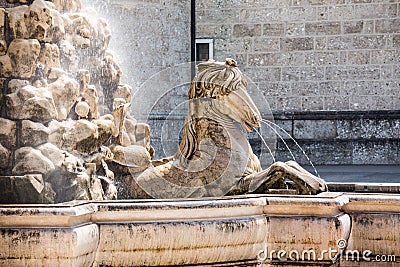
top-left (134, 58), bottom-right (327, 198)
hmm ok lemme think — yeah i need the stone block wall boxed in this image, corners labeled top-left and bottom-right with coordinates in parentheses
top-left (264, 111), bottom-right (400, 166)
top-left (147, 110), bottom-right (400, 166)
top-left (196, 0), bottom-right (400, 112)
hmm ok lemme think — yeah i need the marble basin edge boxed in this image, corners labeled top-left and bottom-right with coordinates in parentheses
top-left (0, 192), bottom-right (346, 227)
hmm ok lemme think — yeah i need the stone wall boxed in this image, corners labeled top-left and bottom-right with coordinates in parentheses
top-left (264, 111), bottom-right (400, 167)
top-left (196, 0), bottom-right (400, 112)
top-left (148, 110), bottom-right (400, 166)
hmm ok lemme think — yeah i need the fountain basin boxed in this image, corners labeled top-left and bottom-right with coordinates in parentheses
top-left (0, 191), bottom-right (355, 266)
top-left (1, 185), bottom-right (400, 266)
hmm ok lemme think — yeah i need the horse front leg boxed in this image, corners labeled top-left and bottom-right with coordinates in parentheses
top-left (227, 161), bottom-right (327, 195)
top-left (284, 160), bottom-right (327, 193)
top-left (226, 164), bottom-right (285, 195)
top-left (250, 161), bottom-right (327, 195)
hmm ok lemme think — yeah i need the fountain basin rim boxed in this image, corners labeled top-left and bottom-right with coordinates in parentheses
top-left (343, 193), bottom-right (400, 213)
top-left (0, 192), bottom-right (349, 227)
top-left (4, 182), bottom-right (400, 227)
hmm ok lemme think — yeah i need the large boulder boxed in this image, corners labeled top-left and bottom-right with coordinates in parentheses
top-left (13, 175), bottom-right (54, 203)
top-left (20, 120), bottom-right (50, 147)
top-left (5, 85), bottom-right (58, 122)
top-left (36, 142), bottom-right (66, 168)
top-left (7, 0), bottom-right (66, 43)
top-left (38, 43), bottom-right (61, 76)
top-left (48, 75), bottom-right (80, 120)
top-left (48, 119), bottom-right (68, 147)
top-left (37, 142), bottom-right (82, 172)
top-left (0, 174), bottom-right (55, 204)
top-left (58, 172), bottom-right (91, 202)
top-left (66, 13), bottom-right (93, 48)
top-left (111, 145), bottom-right (152, 175)
top-left (49, 119), bottom-right (100, 153)
top-left (37, 142), bottom-right (86, 201)
top-left (72, 120), bottom-right (100, 153)
top-left (0, 118), bottom-right (16, 148)
top-left (5, 5), bottom-right (28, 40)
top-left (12, 147), bottom-right (55, 175)
top-left (113, 84), bottom-right (132, 104)
top-left (0, 39), bottom-right (41, 78)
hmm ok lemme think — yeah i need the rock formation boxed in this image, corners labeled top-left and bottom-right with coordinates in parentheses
top-left (0, 0), bottom-right (153, 203)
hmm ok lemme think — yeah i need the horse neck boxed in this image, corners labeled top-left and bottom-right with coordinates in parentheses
top-left (174, 99), bottom-right (249, 165)
top-left (194, 117), bottom-right (232, 148)
top-left (191, 99), bottom-right (239, 148)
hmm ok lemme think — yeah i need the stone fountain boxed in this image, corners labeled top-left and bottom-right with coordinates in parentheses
top-left (0, 0), bottom-right (400, 266)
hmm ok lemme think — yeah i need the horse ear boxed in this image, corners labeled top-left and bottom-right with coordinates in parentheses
top-left (225, 58), bottom-right (238, 67)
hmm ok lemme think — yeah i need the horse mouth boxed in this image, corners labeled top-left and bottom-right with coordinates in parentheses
top-left (242, 119), bottom-right (260, 132)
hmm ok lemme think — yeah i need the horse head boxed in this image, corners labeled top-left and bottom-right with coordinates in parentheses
top-left (188, 58), bottom-right (261, 132)
top-left (176, 58), bottom-right (261, 166)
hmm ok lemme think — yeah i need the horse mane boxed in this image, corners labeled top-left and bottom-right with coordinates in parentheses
top-left (175, 58), bottom-right (247, 166)
top-left (188, 58), bottom-right (247, 99)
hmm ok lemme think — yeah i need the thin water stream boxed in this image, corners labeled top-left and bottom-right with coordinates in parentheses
top-left (258, 119), bottom-right (320, 178)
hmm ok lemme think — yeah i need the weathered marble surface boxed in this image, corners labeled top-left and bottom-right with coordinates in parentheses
top-left (1, 190), bottom-right (399, 266)
top-left (0, 192), bottom-right (353, 267)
